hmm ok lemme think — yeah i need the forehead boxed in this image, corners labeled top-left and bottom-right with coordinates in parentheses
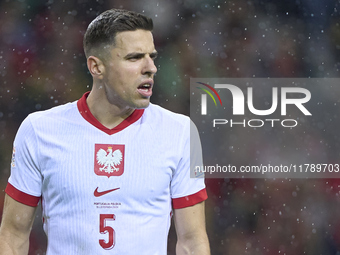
top-left (114, 29), bottom-right (155, 53)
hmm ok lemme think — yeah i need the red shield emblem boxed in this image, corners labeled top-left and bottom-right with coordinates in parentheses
top-left (94, 144), bottom-right (125, 177)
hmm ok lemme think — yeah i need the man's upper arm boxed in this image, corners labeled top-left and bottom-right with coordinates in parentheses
top-left (0, 194), bottom-right (37, 255)
top-left (174, 201), bottom-right (210, 255)
top-left (172, 119), bottom-right (210, 254)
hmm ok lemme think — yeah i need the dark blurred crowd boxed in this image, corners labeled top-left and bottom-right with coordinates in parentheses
top-left (1, 0), bottom-right (340, 254)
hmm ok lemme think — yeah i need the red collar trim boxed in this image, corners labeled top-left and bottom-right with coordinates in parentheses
top-left (77, 92), bottom-right (144, 135)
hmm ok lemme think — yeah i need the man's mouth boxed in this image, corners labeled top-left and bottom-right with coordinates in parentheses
top-left (138, 83), bottom-right (152, 91)
top-left (137, 83), bottom-right (153, 97)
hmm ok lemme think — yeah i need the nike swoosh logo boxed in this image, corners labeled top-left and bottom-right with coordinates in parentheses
top-left (94, 187), bottom-right (120, 197)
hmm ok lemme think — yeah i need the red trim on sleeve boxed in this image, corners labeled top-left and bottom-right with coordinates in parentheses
top-left (5, 183), bottom-right (40, 207)
top-left (172, 188), bottom-right (208, 209)
top-left (77, 92), bottom-right (144, 135)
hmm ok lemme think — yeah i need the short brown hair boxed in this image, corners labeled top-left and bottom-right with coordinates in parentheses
top-left (83, 9), bottom-right (153, 58)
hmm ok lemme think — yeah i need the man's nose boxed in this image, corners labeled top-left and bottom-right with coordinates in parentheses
top-left (142, 55), bottom-right (157, 76)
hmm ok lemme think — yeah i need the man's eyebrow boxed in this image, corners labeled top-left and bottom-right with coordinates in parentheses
top-left (124, 51), bottom-right (158, 60)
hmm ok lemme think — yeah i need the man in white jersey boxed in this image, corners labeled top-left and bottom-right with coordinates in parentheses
top-left (0, 8), bottom-right (210, 255)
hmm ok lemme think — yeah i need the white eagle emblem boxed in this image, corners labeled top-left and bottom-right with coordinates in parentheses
top-left (96, 147), bottom-right (123, 173)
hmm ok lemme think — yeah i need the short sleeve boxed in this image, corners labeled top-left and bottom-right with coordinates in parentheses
top-left (6, 115), bottom-right (42, 206)
top-left (171, 120), bottom-right (207, 209)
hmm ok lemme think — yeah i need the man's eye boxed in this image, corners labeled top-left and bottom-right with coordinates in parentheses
top-left (128, 55), bottom-right (143, 61)
top-left (150, 53), bottom-right (158, 60)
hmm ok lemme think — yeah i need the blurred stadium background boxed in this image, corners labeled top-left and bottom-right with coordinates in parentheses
top-left (1, 0), bottom-right (340, 254)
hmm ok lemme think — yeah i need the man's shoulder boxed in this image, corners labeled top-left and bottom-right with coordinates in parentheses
top-left (144, 103), bottom-right (190, 126)
top-left (142, 103), bottom-right (191, 142)
top-left (26, 100), bottom-right (78, 125)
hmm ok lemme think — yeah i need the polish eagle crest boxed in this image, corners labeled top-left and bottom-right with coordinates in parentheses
top-left (96, 147), bottom-right (123, 173)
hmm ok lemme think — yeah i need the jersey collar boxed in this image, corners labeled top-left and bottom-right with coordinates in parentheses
top-left (77, 92), bottom-right (144, 135)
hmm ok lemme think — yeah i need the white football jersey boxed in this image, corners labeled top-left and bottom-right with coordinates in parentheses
top-left (6, 92), bottom-right (207, 255)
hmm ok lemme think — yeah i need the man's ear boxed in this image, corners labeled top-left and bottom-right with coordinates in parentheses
top-left (87, 56), bottom-right (105, 78)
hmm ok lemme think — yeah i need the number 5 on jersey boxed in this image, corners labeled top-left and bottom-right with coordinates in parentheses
top-left (99, 214), bottom-right (116, 249)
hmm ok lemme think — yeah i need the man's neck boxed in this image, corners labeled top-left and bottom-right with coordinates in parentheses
top-left (86, 90), bottom-right (134, 129)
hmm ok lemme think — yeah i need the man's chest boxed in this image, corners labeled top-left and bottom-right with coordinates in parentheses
top-left (38, 131), bottom-right (178, 211)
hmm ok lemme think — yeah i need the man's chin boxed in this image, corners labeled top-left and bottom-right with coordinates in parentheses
top-left (134, 100), bottom-right (150, 109)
